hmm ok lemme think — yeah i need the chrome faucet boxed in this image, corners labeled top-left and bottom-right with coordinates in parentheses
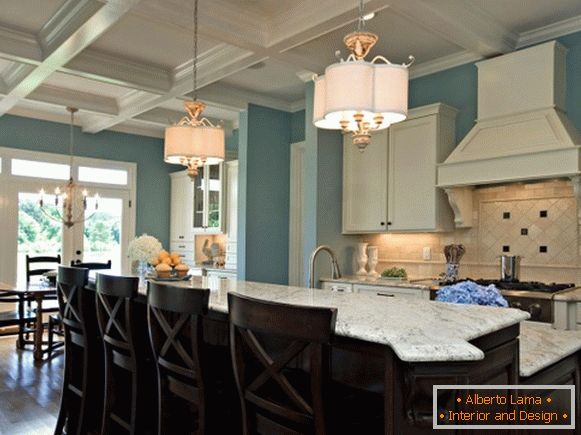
top-left (308, 245), bottom-right (342, 288)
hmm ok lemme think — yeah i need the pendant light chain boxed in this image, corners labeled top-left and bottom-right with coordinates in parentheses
top-left (357, 0), bottom-right (365, 31)
top-left (69, 108), bottom-right (74, 176)
top-left (193, 0), bottom-right (199, 102)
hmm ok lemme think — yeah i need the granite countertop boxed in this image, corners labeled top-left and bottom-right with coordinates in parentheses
top-left (553, 287), bottom-right (581, 302)
top-left (320, 275), bottom-right (433, 290)
top-left (150, 276), bottom-right (529, 363)
top-left (519, 321), bottom-right (581, 377)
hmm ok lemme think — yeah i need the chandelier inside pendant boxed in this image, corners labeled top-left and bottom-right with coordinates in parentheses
top-left (313, 1), bottom-right (414, 151)
top-left (38, 107), bottom-right (99, 229)
top-left (163, 0), bottom-right (224, 179)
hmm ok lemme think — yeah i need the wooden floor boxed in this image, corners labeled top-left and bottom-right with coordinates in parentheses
top-left (0, 336), bottom-right (62, 435)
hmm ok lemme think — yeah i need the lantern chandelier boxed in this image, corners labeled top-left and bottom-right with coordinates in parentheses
top-left (164, 0), bottom-right (225, 179)
top-left (313, 0), bottom-right (414, 151)
top-left (39, 107), bottom-right (99, 229)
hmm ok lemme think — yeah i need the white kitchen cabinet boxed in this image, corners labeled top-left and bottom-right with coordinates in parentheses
top-left (170, 171), bottom-right (194, 242)
top-left (192, 163), bottom-right (224, 234)
top-left (341, 103), bottom-right (457, 234)
top-left (342, 130), bottom-right (389, 234)
top-left (224, 160), bottom-right (238, 271)
top-left (207, 269), bottom-right (237, 280)
top-left (388, 103), bottom-right (457, 232)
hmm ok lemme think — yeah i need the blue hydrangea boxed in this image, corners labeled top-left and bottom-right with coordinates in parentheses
top-left (435, 281), bottom-right (508, 307)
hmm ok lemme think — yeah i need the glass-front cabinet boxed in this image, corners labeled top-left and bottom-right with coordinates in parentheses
top-left (192, 163), bottom-right (224, 234)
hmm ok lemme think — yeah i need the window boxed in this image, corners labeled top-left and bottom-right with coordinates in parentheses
top-left (11, 159), bottom-right (70, 180)
top-left (78, 166), bottom-right (128, 185)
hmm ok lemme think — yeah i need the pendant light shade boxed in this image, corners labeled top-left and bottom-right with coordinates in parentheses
top-left (164, 123), bottom-right (225, 166)
top-left (373, 62), bottom-right (409, 125)
top-left (312, 0), bottom-right (414, 151)
top-left (163, 0), bottom-right (225, 179)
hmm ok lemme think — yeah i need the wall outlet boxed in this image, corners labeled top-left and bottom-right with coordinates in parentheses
top-left (423, 247), bottom-right (432, 261)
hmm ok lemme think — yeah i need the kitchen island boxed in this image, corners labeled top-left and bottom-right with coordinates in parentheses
top-left (142, 276), bottom-right (581, 433)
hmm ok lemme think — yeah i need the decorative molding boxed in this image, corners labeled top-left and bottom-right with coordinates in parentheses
top-left (0, 0), bottom-right (138, 116)
top-left (28, 84), bottom-right (118, 115)
top-left (64, 48), bottom-right (172, 94)
top-left (444, 187), bottom-right (474, 228)
top-left (517, 15), bottom-right (581, 49)
top-left (410, 50), bottom-right (482, 79)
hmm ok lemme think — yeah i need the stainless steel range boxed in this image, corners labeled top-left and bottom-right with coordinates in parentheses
top-left (439, 279), bottom-right (576, 323)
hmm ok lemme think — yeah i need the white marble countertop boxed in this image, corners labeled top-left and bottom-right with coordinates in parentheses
top-left (519, 321), bottom-right (581, 377)
top-left (154, 277), bottom-right (529, 363)
top-left (320, 275), bottom-right (433, 290)
top-left (553, 287), bottom-right (581, 301)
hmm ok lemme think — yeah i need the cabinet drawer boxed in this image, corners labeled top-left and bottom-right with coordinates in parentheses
top-left (354, 284), bottom-right (422, 299)
top-left (321, 282), bottom-right (353, 293)
top-left (207, 270), bottom-right (237, 280)
top-left (170, 242), bottom-right (193, 252)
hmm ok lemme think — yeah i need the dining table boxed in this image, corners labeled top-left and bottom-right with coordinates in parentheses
top-left (0, 281), bottom-right (58, 361)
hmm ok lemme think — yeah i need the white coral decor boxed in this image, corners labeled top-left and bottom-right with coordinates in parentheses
top-left (127, 234), bottom-right (163, 264)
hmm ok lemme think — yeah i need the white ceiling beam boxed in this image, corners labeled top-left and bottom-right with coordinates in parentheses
top-left (62, 49), bottom-right (172, 94)
top-left (0, 26), bottom-right (42, 64)
top-left (388, 0), bottom-right (518, 57)
top-left (28, 84), bottom-right (118, 115)
top-left (0, 0), bottom-right (140, 116)
top-left (83, 46), bottom-right (260, 133)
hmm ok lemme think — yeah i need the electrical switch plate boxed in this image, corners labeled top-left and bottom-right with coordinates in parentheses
top-left (423, 247), bottom-right (432, 261)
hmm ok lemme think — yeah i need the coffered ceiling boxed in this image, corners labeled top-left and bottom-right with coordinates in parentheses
top-left (0, 0), bottom-right (580, 139)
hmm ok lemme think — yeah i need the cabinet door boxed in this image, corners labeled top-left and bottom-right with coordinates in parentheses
top-left (388, 116), bottom-right (438, 231)
top-left (170, 171), bottom-right (193, 242)
top-left (205, 163), bottom-right (223, 232)
top-left (192, 163), bottom-right (224, 234)
top-left (192, 165), bottom-right (205, 231)
top-left (342, 130), bottom-right (388, 234)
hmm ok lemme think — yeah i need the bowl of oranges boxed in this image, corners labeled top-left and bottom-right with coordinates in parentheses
top-left (151, 250), bottom-right (189, 279)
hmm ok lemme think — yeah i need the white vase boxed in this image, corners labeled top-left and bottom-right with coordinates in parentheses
top-left (367, 246), bottom-right (379, 277)
top-left (356, 242), bottom-right (368, 275)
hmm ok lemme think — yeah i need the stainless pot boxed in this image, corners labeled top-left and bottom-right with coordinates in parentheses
top-left (500, 255), bottom-right (521, 282)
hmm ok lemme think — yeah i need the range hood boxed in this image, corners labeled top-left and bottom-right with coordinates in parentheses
top-left (437, 41), bottom-right (581, 228)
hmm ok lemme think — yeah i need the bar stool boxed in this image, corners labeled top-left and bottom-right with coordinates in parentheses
top-left (147, 282), bottom-right (210, 434)
top-left (96, 274), bottom-right (156, 435)
top-left (54, 266), bottom-right (104, 435)
top-left (228, 293), bottom-right (338, 434)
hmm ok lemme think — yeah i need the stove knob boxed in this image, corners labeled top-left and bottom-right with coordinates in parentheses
top-left (510, 301), bottom-right (522, 310)
top-left (528, 303), bottom-right (542, 318)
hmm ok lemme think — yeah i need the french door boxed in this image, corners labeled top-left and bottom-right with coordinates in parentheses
top-left (0, 148), bottom-right (136, 287)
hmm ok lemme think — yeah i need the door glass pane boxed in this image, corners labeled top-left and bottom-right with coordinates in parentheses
top-left (78, 166), bottom-right (128, 185)
top-left (193, 166), bottom-right (204, 228)
top-left (17, 192), bottom-right (62, 286)
top-left (207, 164), bottom-right (220, 229)
top-left (12, 159), bottom-right (70, 180)
top-left (82, 197), bottom-right (122, 275)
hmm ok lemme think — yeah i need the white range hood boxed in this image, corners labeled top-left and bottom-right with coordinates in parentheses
top-left (437, 41), bottom-right (581, 228)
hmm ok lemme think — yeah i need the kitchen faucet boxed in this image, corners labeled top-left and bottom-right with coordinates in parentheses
top-left (308, 245), bottom-right (342, 288)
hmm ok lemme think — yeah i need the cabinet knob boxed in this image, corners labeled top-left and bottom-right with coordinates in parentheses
top-left (179, 236), bottom-right (184, 239)
top-left (380, 222), bottom-right (385, 226)
top-left (387, 221), bottom-right (392, 226)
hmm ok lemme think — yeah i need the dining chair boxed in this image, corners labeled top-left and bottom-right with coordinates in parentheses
top-left (228, 293), bottom-right (338, 435)
top-left (147, 282), bottom-right (210, 435)
top-left (26, 254), bottom-right (62, 284)
top-left (48, 259), bottom-right (113, 356)
top-left (54, 266), bottom-right (104, 435)
top-left (96, 273), bottom-right (157, 435)
top-left (0, 291), bottom-right (35, 349)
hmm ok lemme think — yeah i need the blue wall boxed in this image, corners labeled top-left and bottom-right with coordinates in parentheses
top-left (237, 104), bottom-right (292, 284)
top-left (408, 32), bottom-right (581, 142)
top-left (0, 114), bottom-right (173, 247)
top-left (291, 110), bottom-right (306, 143)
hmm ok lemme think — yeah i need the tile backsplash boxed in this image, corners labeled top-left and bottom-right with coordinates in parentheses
top-left (363, 179), bottom-right (581, 284)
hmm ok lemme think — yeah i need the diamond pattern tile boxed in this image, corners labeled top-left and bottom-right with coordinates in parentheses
top-left (479, 197), bottom-right (578, 265)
